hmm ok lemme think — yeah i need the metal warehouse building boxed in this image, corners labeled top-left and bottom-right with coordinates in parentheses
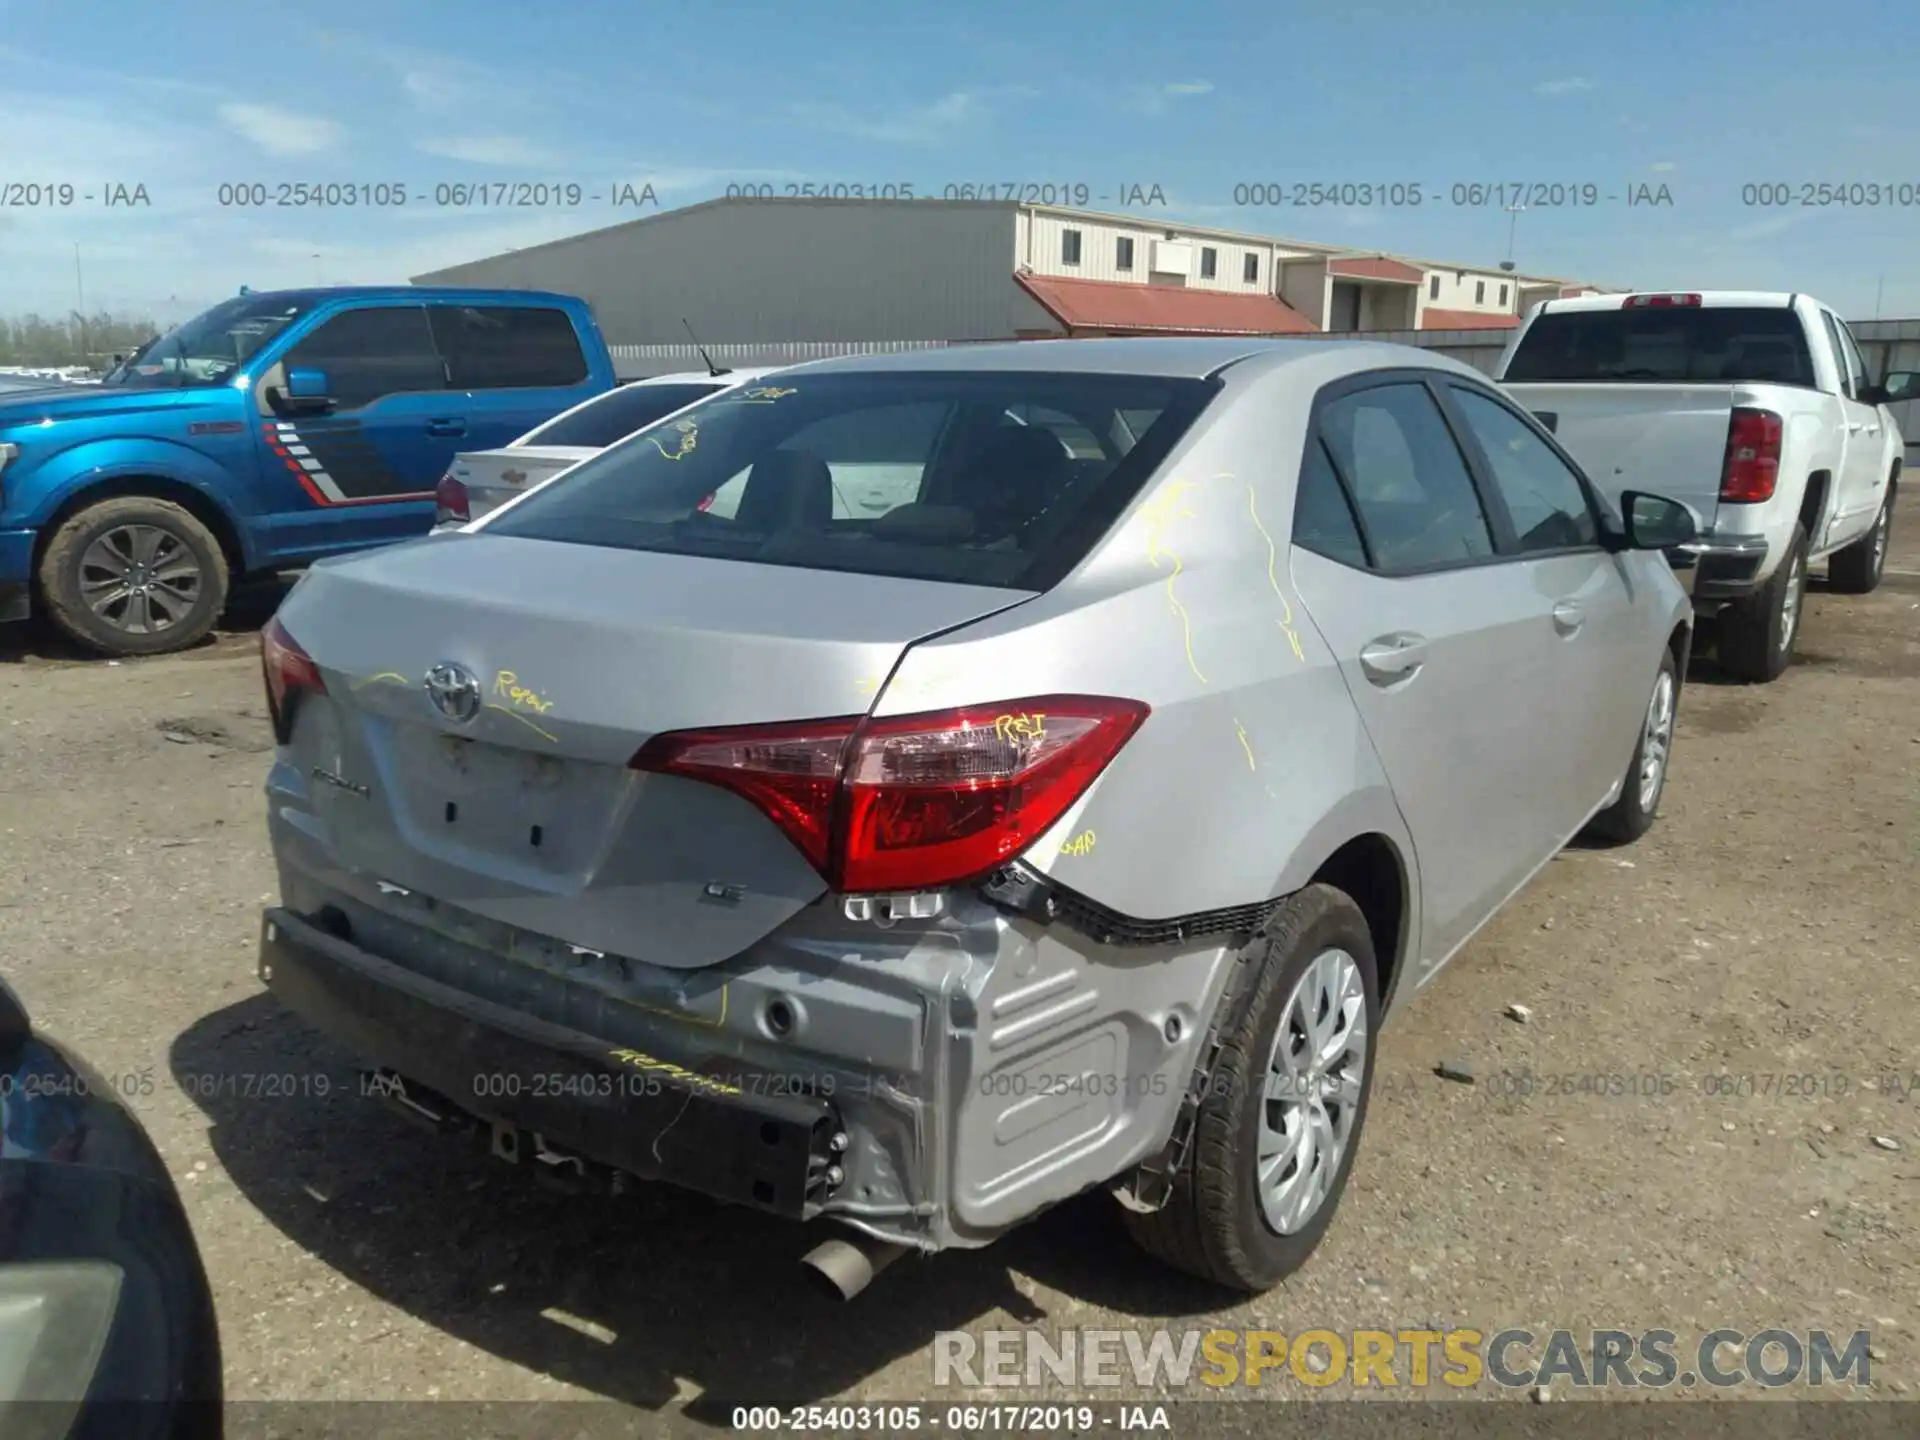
top-left (411, 197), bottom-right (1606, 377)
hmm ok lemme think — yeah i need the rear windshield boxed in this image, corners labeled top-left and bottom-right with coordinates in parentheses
top-left (482, 371), bottom-right (1219, 590)
top-left (522, 381), bottom-right (725, 448)
top-left (1504, 307), bottom-right (1815, 387)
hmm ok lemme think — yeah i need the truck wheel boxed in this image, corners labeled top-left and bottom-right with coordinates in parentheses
top-left (38, 496), bottom-right (230, 658)
top-left (1582, 650), bottom-right (1678, 844)
top-left (1826, 484), bottom-right (1894, 595)
top-left (1122, 884), bottom-right (1378, 1292)
top-left (1715, 522), bottom-right (1806, 683)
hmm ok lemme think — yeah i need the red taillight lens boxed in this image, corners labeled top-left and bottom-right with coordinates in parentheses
top-left (839, 698), bottom-right (1147, 891)
top-left (261, 615), bottom-right (324, 744)
top-left (435, 473), bottom-right (470, 524)
top-left (695, 492), bottom-right (716, 513)
top-left (629, 695), bottom-right (1149, 892)
top-left (1624, 293), bottom-right (1702, 308)
top-left (1720, 407), bottom-right (1783, 503)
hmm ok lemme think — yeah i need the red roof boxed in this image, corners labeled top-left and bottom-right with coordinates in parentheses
top-left (1328, 257), bottom-right (1424, 284)
top-left (1420, 308), bottom-right (1521, 331)
top-left (1015, 273), bottom-right (1318, 336)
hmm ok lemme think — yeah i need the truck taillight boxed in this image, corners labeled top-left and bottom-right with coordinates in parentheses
top-left (1720, 407), bottom-right (1783, 504)
top-left (435, 474), bottom-right (470, 525)
top-left (261, 615), bottom-right (324, 744)
top-left (630, 696), bottom-right (1149, 892)
top-left (1624, 293), bottom-right (1702, 308)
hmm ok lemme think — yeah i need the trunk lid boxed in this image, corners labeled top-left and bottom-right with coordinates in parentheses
top-left (1502, 381), bottom-right (1736, 531)
top-left (275, 533), bottom-right (1037, 968)
top-left (448, 445), bottom-right (599, 521)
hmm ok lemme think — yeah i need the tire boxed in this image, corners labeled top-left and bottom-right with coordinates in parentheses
top-left (1716, 522), bottom-right (1806, 683)
top-left (1122, 883), bottom-right (1379, 1292)
top-left (1826, 483), bottom-right (1895, 595)
top-left (38, 496), bottom-right (230, 658)
top-left (1582, 650), bottom-right (1678, 844)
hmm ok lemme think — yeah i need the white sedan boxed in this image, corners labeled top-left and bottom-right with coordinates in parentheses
top-left (434, 367), bottom-right (787, 527)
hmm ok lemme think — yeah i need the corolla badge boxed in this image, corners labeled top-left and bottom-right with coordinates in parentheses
top-left (424, 661), bottom-right (483, 723)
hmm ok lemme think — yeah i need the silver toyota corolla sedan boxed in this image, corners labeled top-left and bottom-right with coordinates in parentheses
top-left (255, 338), bottom-right (1697, 1297)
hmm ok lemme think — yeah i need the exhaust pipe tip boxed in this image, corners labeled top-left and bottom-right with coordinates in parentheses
top-left (800, 1233), bottom-right (909, 1301)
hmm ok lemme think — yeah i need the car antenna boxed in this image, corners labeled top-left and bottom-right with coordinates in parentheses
top-left (682, 319), bottom-right (731, 377)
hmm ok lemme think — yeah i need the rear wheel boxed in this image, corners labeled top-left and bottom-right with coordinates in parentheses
top-left (38, 496), bottom-right (230, 657)
top-left (1122, 884), bottom-right (1378, 1292)
top-left (1827, 484), bottom-right (1894, 594)
top-left (1582, 650), bottom-right (1678, 844)
top-left (1716, 523), bottom-right (1806, 683)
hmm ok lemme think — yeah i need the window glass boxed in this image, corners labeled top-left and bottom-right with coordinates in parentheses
top-left (1450, 387), bottom-right (1598, 552)
top-left (428, 306), bottom-right (588, 389)
top-left (283, 305), bottom-right (445, 411)
top-left (1243, 253), bottom-right (1259, 284)
top-left (524, 382), bottom-right (722, 448)
top-left (1835, 321), bottom-right (1870, 397)
top-left (1200, 247), bottom-right (1217, 279)
top-left (1062, 230), bottom-right (1082, 264)
top-left (486, 371), bottom-right (1216, 590)
top-left (1116, 236), bottom-right (1134, 270)
top-left (1292, 437), bottom-right (1369, 569)
top-left (1319, 383), bottom-right (1495, 570)
top-left (1504, 307), bottom-right (1815, 386)
top-left (1001, 404), bottom-right (1106, 459)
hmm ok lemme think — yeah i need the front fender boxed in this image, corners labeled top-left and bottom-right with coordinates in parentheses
top-left (12, 438), bottom-right (260, 570)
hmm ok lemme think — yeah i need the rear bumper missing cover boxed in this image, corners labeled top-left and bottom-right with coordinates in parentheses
top-left (257, 907), bottom-right (841, 1218)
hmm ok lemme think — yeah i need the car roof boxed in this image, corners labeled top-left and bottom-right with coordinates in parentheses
top-left (776, 336), bottom-right (1462, 381)
top-left (623, 367), bottom-right (781, 387)
top-left (1540, 291), bottom-right (1803, 314)
top-left (228, 285), bottom-right (588, 308)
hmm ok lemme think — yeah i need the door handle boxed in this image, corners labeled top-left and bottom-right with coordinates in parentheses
top-left (1552, 599), bottom-right (1586, 635)
top-left (1358, 632), bottom-right (1428, 684)
top-left (426, 418), bottom-right (467, 438)
top-left (1846, 422), bottom-right (1866, 433)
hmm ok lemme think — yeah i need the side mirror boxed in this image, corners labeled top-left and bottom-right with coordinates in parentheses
top-left (1620, 490), bottom-right (1698, 551)
top-left (1878, 370), bottom-right (1918, 404)
top-left (276, 366), bottom-right (334, 413)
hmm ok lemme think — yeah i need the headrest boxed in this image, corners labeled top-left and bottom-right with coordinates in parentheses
top-left (736, 448), bottom-right (834, 531)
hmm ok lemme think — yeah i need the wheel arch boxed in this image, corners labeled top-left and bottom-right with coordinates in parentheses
top-left (1303, 831), bottom-right (1413, 1020)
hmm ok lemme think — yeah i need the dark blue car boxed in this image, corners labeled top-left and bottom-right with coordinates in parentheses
top-left (0, 287), bottom-right (615, 657)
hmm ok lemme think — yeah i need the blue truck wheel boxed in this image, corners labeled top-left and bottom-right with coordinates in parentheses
top-left (38, 496), bottom-right (231, 658)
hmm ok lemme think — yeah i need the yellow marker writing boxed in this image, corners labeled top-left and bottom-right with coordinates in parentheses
top-left (1245, 485), bottom-right (1306, 663)
top-left (1059, 829), bottom-right (1097, 857)
top-left (349, 670), bottom-right (410, 692)
top-left (493, 670), bottom-right (555, 715)
top-left (1233, 719), bottom-right (1257, 771)
top-left (1139, 479), bottom-right (1207, 685)
top-left (607, 1047), bottom-right (740, 1097)
top-left (647, 418), bottom-right (699, 460)
top-left (993, 711), bottom-right (1047, 744)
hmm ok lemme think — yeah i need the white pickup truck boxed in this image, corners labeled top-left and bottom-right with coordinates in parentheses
top-left (1496, 291), bottom-right (1910, 681)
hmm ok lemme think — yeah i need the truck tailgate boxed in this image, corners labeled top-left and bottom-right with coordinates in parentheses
top-left (1502, 382), bottom-right (1736, 530)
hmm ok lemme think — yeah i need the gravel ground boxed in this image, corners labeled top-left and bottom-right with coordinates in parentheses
top-left (1, 531), bottom-right (1915, 1425)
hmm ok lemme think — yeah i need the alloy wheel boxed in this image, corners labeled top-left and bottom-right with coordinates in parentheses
top-left (79, 524), bottom-right (203, 635)
top-left (1258, 947), bottom-right (1368, 1235)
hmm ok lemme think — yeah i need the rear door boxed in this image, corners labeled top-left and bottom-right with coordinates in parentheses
top-left (1289, 374), bottom-right (1571, 974)
top-left (255, 303), bottom-right (454, 556)
top-left (1439, 378), bottom-right (1647, 824)
top-left (1825, 313), bottom-right (1892, 542)
top-left (425, 303), bottom-right (598, 454)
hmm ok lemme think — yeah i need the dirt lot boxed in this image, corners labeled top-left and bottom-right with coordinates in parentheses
top-left (1, 531), bottom-right (1916, 1424)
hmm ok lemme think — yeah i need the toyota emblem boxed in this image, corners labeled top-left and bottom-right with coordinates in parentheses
top-left (424, 661), bottom-right (482, 723)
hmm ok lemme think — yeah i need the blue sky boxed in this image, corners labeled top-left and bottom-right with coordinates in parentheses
top-left (2, 0), bottom-right (1914, 323)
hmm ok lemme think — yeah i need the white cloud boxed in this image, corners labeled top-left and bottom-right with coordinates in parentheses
top-left (218, 103), bottom-right (342, 156)
top-left (1536, 77), bottom-right (1594, 96)
top-left (1650, 161), bottom-right (1677, 172)
top-left (416, 134), bottom-right (561, 168)
top-left (1164, 81), bottom-right (1214, 96)
top-left (787, 90), bottom-right (983, 144)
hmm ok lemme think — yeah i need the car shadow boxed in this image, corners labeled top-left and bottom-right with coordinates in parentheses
top-left (171, 993), bottom-right (1238, 1417)
top-left (0, 573), bottom-right (295, 666)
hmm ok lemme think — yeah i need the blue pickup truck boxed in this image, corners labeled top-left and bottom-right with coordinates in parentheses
top-left (0, 286), bottom-right (614, 656)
